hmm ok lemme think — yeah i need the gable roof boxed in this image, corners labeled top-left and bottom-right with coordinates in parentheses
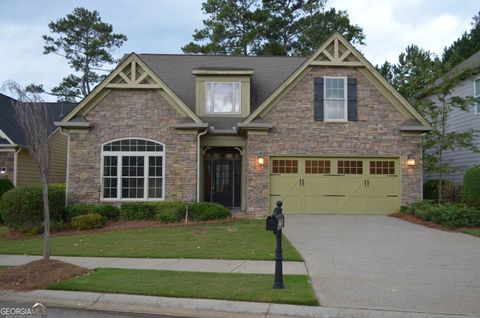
top-left (243, 32), bottom-right (431, 129)
top-left (138, 54), bottom-right (306, 113)
top-left (0, 93), bottom-right (76, 146)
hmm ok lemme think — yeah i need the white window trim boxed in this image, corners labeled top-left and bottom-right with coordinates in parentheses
top-left (205, 81), bottom-right (242, 114)
top-left (324, 76), bottom-right (348, 122)
top-left (100, 138), bottom-right (165, 202)
top-left (474, 77), bottom-right (480, 115)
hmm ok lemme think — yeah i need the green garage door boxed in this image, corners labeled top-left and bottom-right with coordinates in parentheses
top-left (269, 157), bottom-right (401, 214)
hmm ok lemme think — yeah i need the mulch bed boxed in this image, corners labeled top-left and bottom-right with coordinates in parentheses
top-left (390, 213), bottom-right (480, 234)
top-left (1, 218), bottom-right (239, 240)
top-left (0, 259), bottom-right (90, 291)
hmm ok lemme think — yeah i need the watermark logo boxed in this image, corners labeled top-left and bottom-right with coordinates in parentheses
top-left (0, 302), bottom-right (46, 318)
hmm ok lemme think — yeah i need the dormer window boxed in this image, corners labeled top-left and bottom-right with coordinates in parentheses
top-left (206, 82), bottom-right (241, 114)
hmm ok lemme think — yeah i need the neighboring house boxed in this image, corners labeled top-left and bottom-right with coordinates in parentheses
top-left (0, 93), bottom-right (76, 186)
top-left (56, 33), bottom-right (431, 216)
top-left (426, 51), bottom-right (480, 184)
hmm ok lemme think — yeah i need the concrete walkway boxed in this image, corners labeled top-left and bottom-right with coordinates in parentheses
top-left (0, 254), bottom-right (308, 275)
top-left (283, 215), bottom-right (480, 316)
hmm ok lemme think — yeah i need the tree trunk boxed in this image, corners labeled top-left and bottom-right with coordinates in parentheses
top-left (41, 176), bottom-right (50, 260)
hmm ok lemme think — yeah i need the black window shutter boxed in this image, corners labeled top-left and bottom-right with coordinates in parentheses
top-left (314, 77), bottom-right (324, 121)
top-left (347, 78), bottom-right (358, 121)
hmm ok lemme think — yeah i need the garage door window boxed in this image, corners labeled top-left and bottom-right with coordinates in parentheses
top-left (305, 160), bottom-right (330, 174)
top-left (370, 161), bottom-right (395, 175)
top-left (272, 159), bottom-right (298, 174)
top-left (338, 160), bottom-right (363, 174)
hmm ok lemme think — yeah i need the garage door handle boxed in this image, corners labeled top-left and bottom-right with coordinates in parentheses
top-left (323, 194), bottom-right (346, 197)
top-left (270, 194), bottom-right (281, 197)
top-left (386, 195), bottom-right (398, 197)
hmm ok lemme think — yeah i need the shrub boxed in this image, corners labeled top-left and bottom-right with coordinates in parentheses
top-left (120, 203), bottom-right (155, 220)
top-left (460, 166), bottom-right (480, 210)
top-left (402, 201), bottom-right (480, 228)
top-left (188, 202), bottom-right (231, 221)
top-left (0, 179), bottom-right (14, 198)
top-left (71, 213), bottom-right (105, 230)
top-left (0, 185), bottom-right (66, 233)
top-left (66, 204), bottom-right (120, 221)
top-left (153, 202), bottom-right (188, 223)
top-left (423, 179), bottom-right (460, 202)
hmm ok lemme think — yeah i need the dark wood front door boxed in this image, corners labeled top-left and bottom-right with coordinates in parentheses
top-left (212, 160), bottom-right (233, 207)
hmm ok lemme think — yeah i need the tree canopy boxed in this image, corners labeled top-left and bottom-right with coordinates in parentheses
top-left (43, 7), bottom-right (127, 101)
top-left (182, 0), bottom-right (365, 56)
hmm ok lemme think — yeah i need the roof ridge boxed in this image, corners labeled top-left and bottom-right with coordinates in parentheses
top-left (137, 53), bottom-right (307, 59)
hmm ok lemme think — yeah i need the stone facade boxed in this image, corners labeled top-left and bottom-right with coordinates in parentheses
top-left (67, 90), bottom-right (197, 204)
top-left (0, 151), bottom-right (14, 183)
top-left (246, 66), bottom-right (423, 215)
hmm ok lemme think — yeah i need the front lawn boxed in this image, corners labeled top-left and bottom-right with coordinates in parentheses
top-left (0, 220), bottom-right (303, 261)
top-left (49, 268), bottom-right (318, 306)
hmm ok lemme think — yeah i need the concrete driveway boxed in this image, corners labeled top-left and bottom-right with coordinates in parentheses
top-left (283, 215), bottom-right (480, 316)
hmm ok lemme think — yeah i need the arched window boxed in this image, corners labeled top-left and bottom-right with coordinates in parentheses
top-left (101, 138), bottom-right (165, 201)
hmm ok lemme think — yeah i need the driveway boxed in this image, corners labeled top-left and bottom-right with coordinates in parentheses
top-left (283, 215), bottom-right (480, 315)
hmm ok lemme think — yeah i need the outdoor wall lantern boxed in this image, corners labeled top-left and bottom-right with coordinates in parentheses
top-left (258, 152), bottom-right (265, 165)
top-left (0, 168), bottom-right (6, 175)
top-left (406, 154), bottom-right (416, 167)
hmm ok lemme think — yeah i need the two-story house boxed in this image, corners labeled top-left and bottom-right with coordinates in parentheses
top-left (56, 33), bottom-right (431, 216)
top-left (426, 51), bottom-right (480, 184)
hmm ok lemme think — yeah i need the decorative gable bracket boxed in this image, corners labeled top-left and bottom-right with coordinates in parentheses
top-left (310, 37), bottom-right (363, 67)
top-left (106, 59), bottom-right (161, 89)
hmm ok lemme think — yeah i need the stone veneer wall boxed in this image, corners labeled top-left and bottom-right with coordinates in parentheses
top-left (0, 151), bottom-right (14, 183)
top-left (246, 67), bottom-right (422, 216)
top-left (68, 90), bottom-right (197, 204)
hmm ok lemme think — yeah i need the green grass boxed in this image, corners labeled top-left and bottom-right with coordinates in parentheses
top-left (463, 229), bottom-right (480, 238)
top-left (49, 268), bottom-right (318, 306)
top-left (0, 265), bottom-right (10, 271)
top-left (0, 220), bottom-right (303, 261)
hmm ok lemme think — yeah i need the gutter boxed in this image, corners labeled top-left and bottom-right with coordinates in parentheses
top-left (196, 129), bottom-right (208, 202)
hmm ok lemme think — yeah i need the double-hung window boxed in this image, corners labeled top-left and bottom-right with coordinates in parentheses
top-left (324, 77), bottom-right (347, 121)
top-left (102, 138), bottom-right (164, 201)
top-left (205, 82), bottom-right (241, 114)
top-left (475, 78), bottom-right (480, 115)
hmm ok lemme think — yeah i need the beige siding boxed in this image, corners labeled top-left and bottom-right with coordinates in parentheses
top-left (16, 131), bottom-right (68, 186)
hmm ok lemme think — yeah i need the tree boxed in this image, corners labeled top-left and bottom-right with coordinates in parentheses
top-left (294, 1), bottom-right (365, 56)
top-left (43, 7), bottom-right (127, 101)
top-left (182, 0), bottom-right (261, 55)
top-left (183, 0), bottom-right (365, 56)
top-left (417, 72), bottom-right (479, 202)
top-left (2, 81), bottom-right (54, 259)
top-left (442, 11), bottom-right (480, 70)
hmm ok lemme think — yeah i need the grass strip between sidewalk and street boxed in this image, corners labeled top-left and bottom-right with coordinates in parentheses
top-left (48, 268), bottom-right (318, 306)
top-left (463, 229), bottom-right (480, 238)
top-left (0, 220), bottom-right (303, 261)
top-left (0, 266), bottom-right (9, 271)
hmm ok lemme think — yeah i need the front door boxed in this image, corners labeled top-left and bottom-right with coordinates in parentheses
top-left (212, 160), bottom-right (233, 206)
top-left (204, 148), bottom-right (242, 208)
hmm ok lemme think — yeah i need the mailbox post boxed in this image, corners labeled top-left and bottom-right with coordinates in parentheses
top-left (266, 201), bottom-right (285, 289)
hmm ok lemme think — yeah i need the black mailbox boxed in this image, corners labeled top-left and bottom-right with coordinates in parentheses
top-left (266, 215), bottom-right (278, 232)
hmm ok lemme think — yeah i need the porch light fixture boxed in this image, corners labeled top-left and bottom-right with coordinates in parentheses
top-left (258, 152), bottom-right (264, 165)
top-left (0, 168), bottom-right (5, 175)
top-left (406, 154), bottom-right (416, 167)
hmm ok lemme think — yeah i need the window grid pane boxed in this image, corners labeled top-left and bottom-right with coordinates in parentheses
top-left (102, 139), bottom-right (165, 200)
top-left (369, 161), bottom-right (395, 175)
top-left (305, 160), bottom-right (331, 174)
top-left (338, 160), bottom-right (363, 174)
top-left (272, 159), bottom-right (298, 174)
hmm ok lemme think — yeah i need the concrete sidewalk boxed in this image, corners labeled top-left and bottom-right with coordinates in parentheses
top-left (0, 290), bottom-right (474, 318)
top-left (0, 254), bottom-right (308, 275)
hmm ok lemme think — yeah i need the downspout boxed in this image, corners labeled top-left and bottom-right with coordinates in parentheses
top-left (13, 148), bottom-right (21, 187)
top-left (197, 129), bottom-right (208, 202)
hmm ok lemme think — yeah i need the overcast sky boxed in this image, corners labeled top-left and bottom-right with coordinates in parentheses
top-left (0, 0), bottom-right (478, 101)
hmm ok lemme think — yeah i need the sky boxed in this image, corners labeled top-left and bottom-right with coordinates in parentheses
top-left (0, 0), bottom-right (478, 101)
